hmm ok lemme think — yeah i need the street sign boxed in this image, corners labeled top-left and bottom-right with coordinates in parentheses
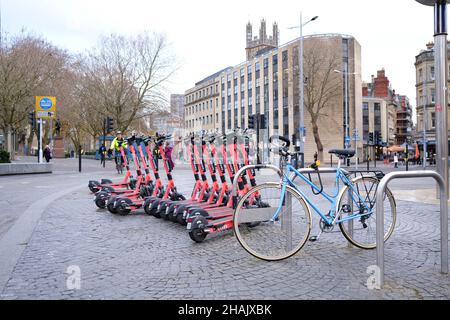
top-left (35, 96), bottom-right (56, 118)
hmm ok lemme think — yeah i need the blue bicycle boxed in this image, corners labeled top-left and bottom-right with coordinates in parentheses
top-left (233, 136), bottom-right (396, 261)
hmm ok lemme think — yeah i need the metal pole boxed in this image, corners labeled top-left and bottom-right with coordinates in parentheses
top-left (38, 118), bottom-right (43, 164)
top-left (367, 148), bottom-right (370, 171)
top-left (103, 118), bottom-right (106, 168)
top-left (78, 145), bottom-right (82, 172)
top-left (299, 12), bottom-right (305, 169)
top-left (376, 171), bottom-right (448, 287)
top-left (344, 63), bottom-right (350, 151)
top-left (374, 146), bottom-right (376, 168)
top-left (256, 115), bottom-right (260, 164)
top-left (355, 129), bottom-right (359, 170)
top-left (434, 1), bottom-right (449, 200)
top-left (423, 71), bottom-right (428, 169)
top-left (406, 144), bottom-right (409, 171)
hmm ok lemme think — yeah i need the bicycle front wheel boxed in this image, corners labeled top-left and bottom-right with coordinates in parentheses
top-left (233, 182), bottom-right (312, 261)
top-left (337, 176), bottom-right (396, 249)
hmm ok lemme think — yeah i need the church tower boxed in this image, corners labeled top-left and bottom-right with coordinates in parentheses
top-left (245, 19), bottom-right (279, 60)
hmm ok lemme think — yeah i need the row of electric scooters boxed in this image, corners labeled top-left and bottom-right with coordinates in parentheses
top-left (88, 131), bottom-right (267, 243)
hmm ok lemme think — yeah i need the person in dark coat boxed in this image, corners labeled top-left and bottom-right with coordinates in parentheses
top-left (43, 145), bottom-right (52, 163)
top-left (164, 142), bottom-right (174, 171)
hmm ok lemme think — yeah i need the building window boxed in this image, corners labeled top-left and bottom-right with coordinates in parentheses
top-left (431, 112), bottom-right (436, 128)
top-left (431, 89), bottom-right (436, 103)
top-left (431, 66), bottom-right (435, 80)
top-left (419, 68), bottom-right (423, 81)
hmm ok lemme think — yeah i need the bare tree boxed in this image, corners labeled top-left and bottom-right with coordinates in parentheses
top-left (80, 32), bottom-right (176, 135)
top-left (303, 39), bottom-right (342, 161)
top-left (0, 32), bottom-right (68, 153)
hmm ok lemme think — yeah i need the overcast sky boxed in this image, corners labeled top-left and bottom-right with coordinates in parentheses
top-left (0, 0), bottom-right (437, 110)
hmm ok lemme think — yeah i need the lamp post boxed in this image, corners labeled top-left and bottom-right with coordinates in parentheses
top-left (416, 0), bottom-right (448, 195)
top-left (334, 69), bottom-right (358, 166)
top-left (415, 0), bottom-right (449, 277)
top-left (422, 66), bottom-right (429, 169)
top-left (289, 13), bottom-right (318, 168)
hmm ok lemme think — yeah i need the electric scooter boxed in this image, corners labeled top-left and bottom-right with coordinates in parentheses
top-left (95, 137), bottom-right (150, 209)
top-left (88, 141), bottom-right (137, 193)
top-left (158, 134), bottom-right (205, 220)
top-left (106, 136), bottom-right (165, 215)
top-left (186, 130), bottom-right (267, 242)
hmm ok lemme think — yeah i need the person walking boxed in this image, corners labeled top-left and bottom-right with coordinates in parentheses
top-left (99, 144), bottom-right (107, 166)
top-left (164, 141), bottom-right (174, 171)
top-left (43, 145), bottom-right (52, 163)
top-left (393, 153), bottom-right (399, 168)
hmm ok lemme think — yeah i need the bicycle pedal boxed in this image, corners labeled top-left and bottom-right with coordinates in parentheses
top-left (309, 236), bottom-right (319, 242)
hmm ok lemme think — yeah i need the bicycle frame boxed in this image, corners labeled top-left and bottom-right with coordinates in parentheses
top-left (274, 160), bottom-right (373, 226)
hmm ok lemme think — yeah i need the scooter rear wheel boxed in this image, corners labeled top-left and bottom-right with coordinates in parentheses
top-left (116, 198), bottom-right (132, 216)
top-left (107, 196), bottom-right (119, 214)
top-left (94, 191), bottom-right (110, 209)
top-left (150, 199), bottom-right (162, 218)
top-left (95, 197), bottom-right (106, 209)
top-left (188, 215), bottom-right (208, 243)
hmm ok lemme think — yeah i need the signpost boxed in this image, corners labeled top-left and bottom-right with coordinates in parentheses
top-left (352, 128), bottom-right (360, 170)
top-left (35, 96), bottom-right (56, 163)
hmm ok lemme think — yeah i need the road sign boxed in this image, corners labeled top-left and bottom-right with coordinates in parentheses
top-left (35, 96), bottom-right (56, 118)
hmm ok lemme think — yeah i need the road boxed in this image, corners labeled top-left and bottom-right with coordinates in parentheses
top-left (0, 157), bottom-right (448, 299)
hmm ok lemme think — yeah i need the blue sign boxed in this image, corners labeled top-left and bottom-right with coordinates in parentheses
top-left (39, 98), bottom-right (53, 110)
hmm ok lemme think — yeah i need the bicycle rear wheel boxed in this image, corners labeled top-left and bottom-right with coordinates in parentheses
top-left (233, 182), bottom-right (312, 261)
top-left (337, 176), bottom-right (396, 249)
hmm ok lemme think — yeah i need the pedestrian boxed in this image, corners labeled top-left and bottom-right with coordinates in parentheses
top-left (153, 145), bottom-right (160, 171)
top-left (164, 141), bottom-right (174, 171)
top-left (394, 153), bottom-right (399, 168)
top-left (43, 145), bottom-right (52, 163)
top-left (99, 144), bottom-right (107, 166)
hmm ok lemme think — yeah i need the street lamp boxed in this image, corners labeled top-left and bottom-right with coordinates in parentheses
top-left (288, 13), bottom-right (319, 168)
top-left (334, 69), bottom-right (359, 167)
top-left (415, 0), bottom-right (449, 278)
top-left (421, 64), bottom-right (429, 169)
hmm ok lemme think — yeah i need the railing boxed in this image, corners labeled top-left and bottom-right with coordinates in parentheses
top-left (375, 170), bottom-right (448, 287)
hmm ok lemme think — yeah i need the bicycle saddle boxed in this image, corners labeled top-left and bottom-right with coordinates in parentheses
top-left (328, 149), bottom-right (355, 158)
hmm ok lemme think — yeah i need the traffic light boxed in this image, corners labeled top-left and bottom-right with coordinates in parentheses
top-left (248, 114), bottom-right (255, 129)
top-left (375, 131), bottom-right (382, 146)
top-left (28, 111), bottom-right (36, 128)
top-left (106, 117), bottom-right (114, 133)
top-left (368, 132), bottom-right (374, 145)
top-left (259, 114), bottom-right (267, 130)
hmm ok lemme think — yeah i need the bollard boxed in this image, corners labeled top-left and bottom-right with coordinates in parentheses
top-left (78, 146), bottom-right (82, 173)
top-left (376, 171), bottom-right (448, 287)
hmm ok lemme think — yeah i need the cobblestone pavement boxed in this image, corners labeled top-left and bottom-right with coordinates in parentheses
top-left (0, 173), bottom-right (448, 300)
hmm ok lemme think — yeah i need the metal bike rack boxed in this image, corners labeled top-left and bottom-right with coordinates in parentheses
top-left (231, 164), bottom-right (283, 198)
top-left (376, 170), bottom-right (449, 287)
